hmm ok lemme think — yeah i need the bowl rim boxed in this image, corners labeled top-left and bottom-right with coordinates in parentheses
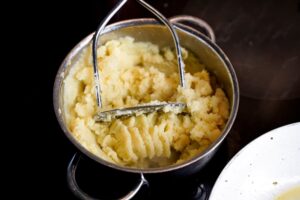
top-left (53, 18), bottom-right (239, 174)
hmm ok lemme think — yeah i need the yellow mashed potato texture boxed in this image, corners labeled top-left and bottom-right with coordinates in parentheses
top-left (63, 37), bottom-right (229, 168)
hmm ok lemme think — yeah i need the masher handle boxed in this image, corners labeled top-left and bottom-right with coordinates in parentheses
top-left (92, 0), bottom-right (186, 108)
top-left (136, 0), bottom-right (186, 88)
top-left (92, 0), bottom-right (128, 108)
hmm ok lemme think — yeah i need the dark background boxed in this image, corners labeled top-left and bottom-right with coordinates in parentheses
top-left (15, 0), bottom-right (300, 199)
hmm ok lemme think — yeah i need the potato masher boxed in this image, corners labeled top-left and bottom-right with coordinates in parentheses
top-left (92, 0), bottom-right (186, 122)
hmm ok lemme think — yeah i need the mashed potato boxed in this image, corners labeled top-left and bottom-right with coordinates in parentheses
top-left (63, 37), bottom-right (229, 168)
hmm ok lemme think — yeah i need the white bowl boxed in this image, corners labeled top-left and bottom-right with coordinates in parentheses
top-left (209, 122), bottom-right (300, 200)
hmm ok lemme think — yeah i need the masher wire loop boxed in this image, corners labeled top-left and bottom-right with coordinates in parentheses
top-left (92, 0), bottom-right (186, 121)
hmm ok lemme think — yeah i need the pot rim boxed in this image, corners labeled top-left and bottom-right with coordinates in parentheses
top-left (53, 18), bottom-right (239, 174)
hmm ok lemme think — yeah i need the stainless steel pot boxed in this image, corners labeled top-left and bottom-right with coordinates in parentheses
top-left (53, 15), bottom-right (239, 199)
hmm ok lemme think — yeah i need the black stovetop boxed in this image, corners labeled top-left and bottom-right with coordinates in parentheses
top-left (24, 0), bottom-right (300, 199)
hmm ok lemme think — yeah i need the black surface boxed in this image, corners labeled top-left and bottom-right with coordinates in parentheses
top-left (20, 0), bottom-right (300, 199)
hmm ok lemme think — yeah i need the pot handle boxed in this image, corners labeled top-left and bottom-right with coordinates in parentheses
top-left (67, 153), bottom-right (148, 200)
top-left (169, 15), bottom-right (216, 43)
